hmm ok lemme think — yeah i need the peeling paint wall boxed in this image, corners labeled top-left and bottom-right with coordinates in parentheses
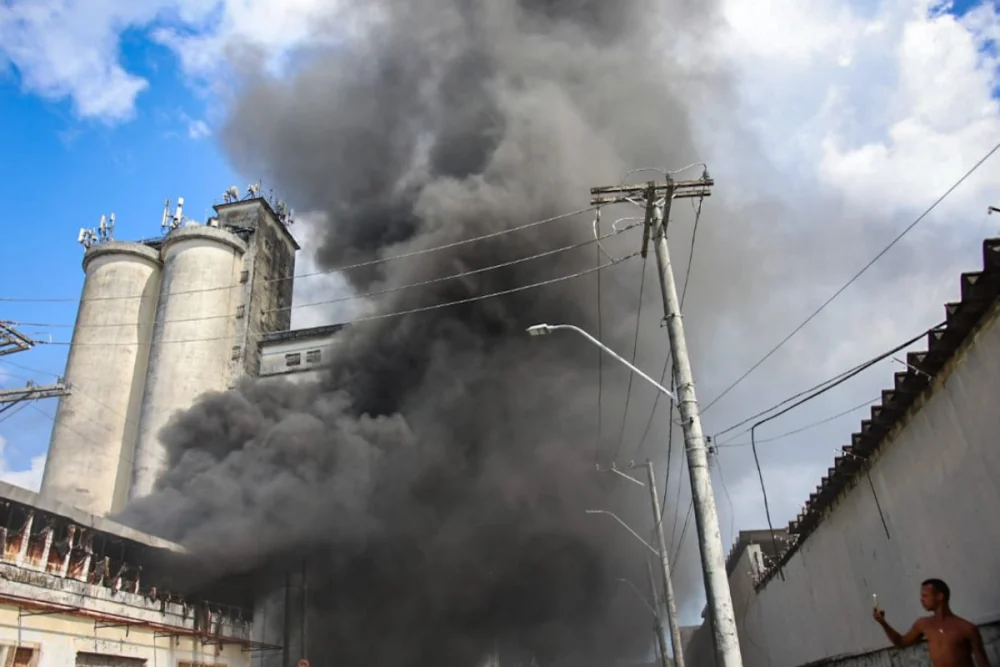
top-left (0, 601), bottom-right (251, 667)
top-left (686, 302), bottom-right (1000, 667)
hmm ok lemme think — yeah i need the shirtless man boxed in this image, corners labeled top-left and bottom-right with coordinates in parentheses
top-left (873, 579), bottom-right (992, 667)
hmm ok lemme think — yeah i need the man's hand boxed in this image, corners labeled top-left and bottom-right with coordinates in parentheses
top-left (873, 607), bottom-right (886, 624)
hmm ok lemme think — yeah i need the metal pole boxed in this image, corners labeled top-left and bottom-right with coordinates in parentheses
top-left (644, 461), bottom-right (686, 667)
top-left (646, 560), bottom-right (672, 667)
top-left (651, 200), bottom-right (743, 667)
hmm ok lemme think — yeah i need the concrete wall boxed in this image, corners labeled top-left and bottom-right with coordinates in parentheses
top-left (213, 199), bottom-right (297, 381)
top-left (798, 622), bottom-right (1000, 667)
top-left (0, 603), bottom-right (251, 667)
top-left (685, 301), bottom-right (1000, 667)
top-left (0, 560), bottom-right (253, 667)
top-left (41, 242), bottom-right (161, 516)
top-left (258, 333), bottom-right (339, 379)
top-left (130, 225), bottom-right (247, 500)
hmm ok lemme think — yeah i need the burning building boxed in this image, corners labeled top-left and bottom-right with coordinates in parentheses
top-left (0, 479), bottom-right (276, 667)
top-left (8, 1), bottom-right (727, 666)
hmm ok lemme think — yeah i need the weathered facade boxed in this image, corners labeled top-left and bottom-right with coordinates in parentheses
top-left (257, 324), bottom-right (344, 382)
top-left (685, 238), bottom-right (1000, 667)
top-left (0, 481), bottom-right (278, 666)
top-left (40, 193), bottom-right (302, 512)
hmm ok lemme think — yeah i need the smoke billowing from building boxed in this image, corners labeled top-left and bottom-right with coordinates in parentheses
top-left (119, 0), bottom-right (723, 664)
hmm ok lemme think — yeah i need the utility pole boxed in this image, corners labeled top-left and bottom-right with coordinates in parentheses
top-left (647, 552), bottom-right (672, 667)
top-left (0, 321), bottom-right (34, 357)
top-left (640, 460), bottom-right (685, 667)
top-left (0, 322), bottom-right (68, 416)
top-left (590, 176), bottom-right (744, 667)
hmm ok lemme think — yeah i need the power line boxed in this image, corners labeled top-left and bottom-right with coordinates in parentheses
top-left (38, 257), bottom-right (639, 347)
top-left (716, 395), bottom-right (880, 449)
top-left (8, 225), bottom-right (640, 333)
top-left (278, 206), bottom-right (599, 284)
top-left (671, 499), bottom-right (693, 565)
top-left (714, 453), bottom-right (737, 546)
top-left (613, 251), bottom-right (649, 462)
top-left (702, 140), bottom-right (1000, 415)
top-left (0, 207), bottom-right (598, 305)
top-left (596, 213), bottom-right (605, 464)
top-left (711, 320), bottom-right (943, 444)
top-left (747, 321), bottom-right (943, 580)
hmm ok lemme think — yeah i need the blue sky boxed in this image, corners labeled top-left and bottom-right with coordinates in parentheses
top-left (0, 34), bottom-right (240, 478)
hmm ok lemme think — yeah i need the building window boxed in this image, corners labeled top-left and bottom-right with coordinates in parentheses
top-left (306, 349), bottom-right (321, 364)
top-left (285, 353), bottom-right (301, 367)
top-left (231, 346), bottom-right (242, 361)
top-left (0, 646), bottom-right (39, 667)
top-left (240, 269), bottom-right (249, 284)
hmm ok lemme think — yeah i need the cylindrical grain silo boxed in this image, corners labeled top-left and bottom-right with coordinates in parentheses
top-left (130, 223), bottom-right (247, 500)
top-left (40, 242), bottom-right (162, 516)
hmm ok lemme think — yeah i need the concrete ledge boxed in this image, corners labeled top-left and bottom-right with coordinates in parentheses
top-left (82, 241), bottom-right (162, 273)
top-left (1, 481), bottom-right (184, 554)
top-left (798, 620), bottom-right (1000, 667)
top-left (162, 223), bottom-right (248, 256)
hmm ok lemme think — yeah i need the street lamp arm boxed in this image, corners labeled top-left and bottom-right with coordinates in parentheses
top-left (527, 324), bottom-right (675, 401)
top-left (616, 578), bottom-right (657, 616)
top-left (585, 509), bottom-right (660, 557)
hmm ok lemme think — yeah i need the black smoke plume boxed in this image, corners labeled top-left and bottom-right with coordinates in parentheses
top-left (120, 1), bottom-right (725, 665)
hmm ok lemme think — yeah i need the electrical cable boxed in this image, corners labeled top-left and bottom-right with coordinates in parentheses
top-left (748, 320), bottom-right (944, 580)
top-left (8, 226), bottom-right (642, 332)
top-left (671, 500), bottom-right (693, 565)
top-left (716, 395), bottom-right (881, 449)
top-left (596, 212), bottom-right (605, 463)
top-left (613, 251), bottom-right (649, 462)
top-left (0, 401), bottom-right (30, 425)
top-left (711, 317), bottom-right (946, 444)
top-left (38, 256), bottom-right (639, 347)
top-left (701, 140), bottom-right (1000, 416)
top-left (714, 450), bottom-right (737, 545)
top-left (0, 207), bottom-right (599, 304)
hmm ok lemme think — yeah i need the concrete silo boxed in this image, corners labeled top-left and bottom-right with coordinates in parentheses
top-left (40, 241), bottom-right (162, 516)
top-left (130, 223), bottom-right (248, 500)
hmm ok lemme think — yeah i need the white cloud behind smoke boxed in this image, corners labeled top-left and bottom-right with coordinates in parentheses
top-left (0, 435), bottom-right (45, 492)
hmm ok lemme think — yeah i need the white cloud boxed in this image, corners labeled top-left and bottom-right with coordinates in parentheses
top-left (187, 118), bottom-right (211, 139)
top-left (0, 0), bottom-right (338, 123)
top-left (720, 0), bottom-right (1000, 218)
top-left (0, 434), bottom-right (45, 493)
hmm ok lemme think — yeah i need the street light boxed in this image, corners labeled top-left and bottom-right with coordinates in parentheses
top-left (526, 324), bottom-right (676, 401)
top-left (586, 509), bottom-right (686, 667)
top-left (585, 509), bottom-right (659, 557)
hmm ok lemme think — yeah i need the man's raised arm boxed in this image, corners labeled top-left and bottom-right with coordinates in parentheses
top-left (873, 608), bottom-right (924, 648)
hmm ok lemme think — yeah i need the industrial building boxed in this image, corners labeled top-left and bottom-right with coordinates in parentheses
top-left (683, 237), bottom-right (1000, 667)
top-left (0, 479), bottom-right (277, 667)
top-left (36, 187), bottom-right (323, 517)
top-left (0, 188), bottom-right (345, 666)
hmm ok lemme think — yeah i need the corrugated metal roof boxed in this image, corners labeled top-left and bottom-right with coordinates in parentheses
top-left (756, 237), bottom-right (1000, 588)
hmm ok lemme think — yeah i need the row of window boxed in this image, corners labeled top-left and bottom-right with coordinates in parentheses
top-left (285, 349), bottom-right (322, 367)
